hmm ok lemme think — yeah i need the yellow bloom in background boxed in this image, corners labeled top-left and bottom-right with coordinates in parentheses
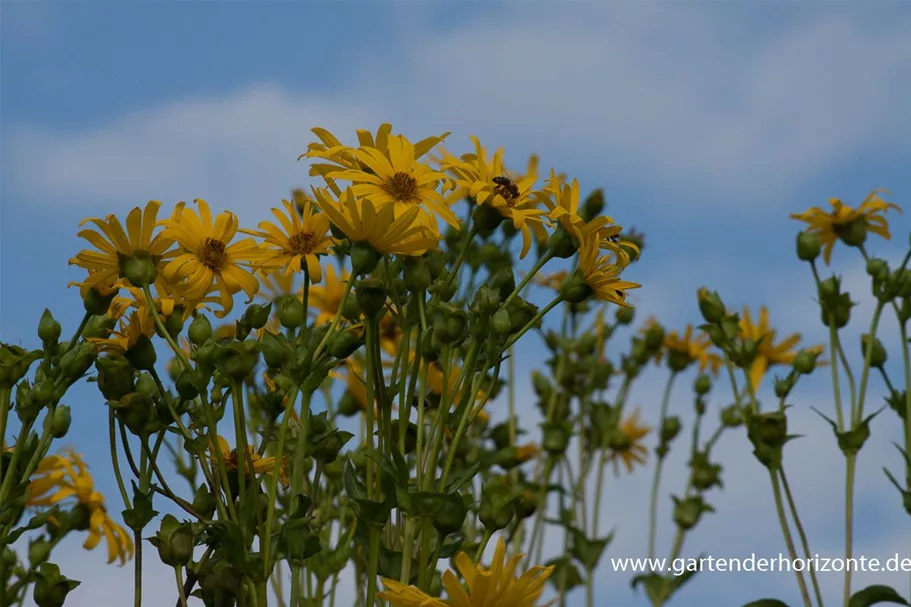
top-left (257, 270), bottom-right (296, 302)
top-left (441, 137), bottom-right (549, 258)
top-left (739, 306), bottom-right (823, 391)
top-left (378, 313), bottom-right (404, 356)
top-left (308, 132), bottom-right (459, 235)
top-left (516, 443), bottom-right (540, 463)
top-left (313, 187), bottom-right (439, 256)
top-left (380, 536), bottom-right (553, 607)
top-left (535, 271), bottom-right (568, 292)
top-left (159, 199), bottom-right (262, 318)
top-left (607, 408), bottom-right (651, 475)
top-left (663, 325), bottom-right (723, 375)
top-left (27, 450), bottom-right (134, 566)
top-left (69, 200), bottom-right (175, 291)
top-left (209, 435), bottom-right (289, 485)
top-left (790, 189), bottom-right (902, 265)
top-left (87, 306), bottom-right (155, 354)
top-left (578, 239), bottom-right (641, 307)
top-left (331, 358), bottom-right (369, 412)
top-left (110, 281), bottom-right (213, 322)
top-left (243, 197), bottom-right (333, 282)
top-left (69, 272), bottom-right (123, 299)
top-left (309, 264), bottom-right (350, 326)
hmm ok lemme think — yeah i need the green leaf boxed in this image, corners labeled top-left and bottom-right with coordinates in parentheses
top-left (849, 585), bottom-right (910, 607)
top-left (121, 481), bottom-right (157, 531)
top-left (7, 508), bottom-right (55, 543)
top-left (445, 462), bottom-right (481, 493)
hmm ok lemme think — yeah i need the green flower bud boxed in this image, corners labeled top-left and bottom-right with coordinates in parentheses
top-left (113, 393), bottom-right (157, 436)
top-left (259, 332), bottom-right (293, 368)
top-left (337, 391), bottom-right (361, 417)
top-left (581, 189), bottom-right (605, 222)
top-left (818, 276), bottom-right (841, 301)
top-left (774, 375), bottom-right (796, 399)
top-left (38, 310), bottom-right (62, 344)
top-left (83, 287), bottom-right (117, 316)
top-left (118, 251), bottom-right (159, 288)
top-left (82, 315), bottom-right (116, 339)
top-left (690, 452), bottom-right (723, 491)
top-left (279, 297), bottom-right (305, 329)
top-left (149, 514), bottom-right (195, 567)
top-left (491, 308), bottom-right (513, 335)
top-left (672, 495), bottom-right (713, 530)
top-left (548, 227), bottom-right (578, 259)
top-left (50, 405), bottom-right (72, 438)
top-left (697, 288), bottom-right (725, 324)
top-left (660, 416), bottom-right (681, 444)
top-left (59, 343), bottom-right (97, 380)
top-left (793, 349), bottom-right (820, 374)
top-left (215, 342), bottom-right (259, 382)
top-left (489, 269), bottom-right (516, 302)
top-left (835, 217), bottom-right (867, 247)
top-left (472, 202), bottom-right (505, 234)
top-left (191, 484), bottom-right (216, 519)
top-left (693, 374), bottom-right (712, 395)
top-left (478, 483), bottom-right (515, 531)
top-left (542, 421), bottom-right (571, 455)
top-left (795, 231), bottom-right (821, 262)
top-left (425, 249), bottom-right (444, 281)
top-left (328, 327), bottom-right (365, 359)
top-left (430, 273), bottom-right (458, 302)
top-left (355, 278), bottom-right (387, 320)
top-left (866, 258), bottom-right (890, 282)
top-left (403, 256), bottom-right (432, 292)
top-left (560, 272), bottom-right (593, 305)
top-left (175, 369), bottom-right (199, 400)
top-left (861, 334), bottom-right (887, 369)
top-left (124, 336), bottom-right (157, 371)
top-left (188, 315), bottom-right (212, 345)
top-left (33, 563), bottom-right (81, 607)
top-left (421, 328), bottom-right (440, 363)
top-left (644, 324), bottom-right (665, 351)
top-left (615, 306), bottom-right (634, 325)
top-left (243, 303), bottom-right (272, 331)
top-left (351, 241), bottom-right (381, 275)
top-left (433, 492), bottom-right (468, 537)
top-left (747, 411), bottom-right (788, 448)
top-left (158, 306), bottom-right (186, 340)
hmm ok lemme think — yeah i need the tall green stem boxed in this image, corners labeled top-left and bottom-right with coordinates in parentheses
top-left (647, 372), bottom-right (677, 560)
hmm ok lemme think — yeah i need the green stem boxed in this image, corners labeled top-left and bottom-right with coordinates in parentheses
top-left (648, 372), bottom-right (677, 560)
top-left (780, 468), bottom-right (824, 607)
top-left (366, 525), bottom-right (381, 607)
top-left (474, 529), bottom-right (493, 564)
top-left (502, 250), bottom-right (554, 308)
top-left (770, 470), bottom-right (812, 607)
top-left (175, 566), bottom-right (188, 607)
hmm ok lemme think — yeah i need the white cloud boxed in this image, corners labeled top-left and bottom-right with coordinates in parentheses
top-left (7, 6), bottom-right (910, 217)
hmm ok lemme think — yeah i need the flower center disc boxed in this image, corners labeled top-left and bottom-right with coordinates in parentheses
top-left (200, 238), bottom-right (228, 271)
top-left (384, 172), bottom-right (420, 203)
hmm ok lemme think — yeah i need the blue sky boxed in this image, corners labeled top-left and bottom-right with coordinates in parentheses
top-left (2, 2), bottom-right (911, 606)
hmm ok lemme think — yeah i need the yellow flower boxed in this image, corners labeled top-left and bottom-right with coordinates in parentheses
top-left (306, 129), bottom-right (459, 235)
top-left (312, 187), bottom-right (439, 256)
top-left (158, 199), bottom-right (262, 318)
top-left (378, 313), bottom-right (404, 356)
top-left (257, 270), bottom-right (296, 302)
top-left (516, 443), bottom-right (540, 463)
top-left (331, 358), bottom-right (369, 412)
top-left (69, 272), bottom-right (123, 299)
top-left (441, 137), bottom-right (549, 258)
top-left (380, 536), bottom-right (553, 607)
top-left (87, 306), bottom-right (156, 354)
top-left (209, 436), bottom-right (289, 485)
top-left (110, 282), bottom-right (213, 323)
top-left (663, 325), bottom-right (722, 375)
top-left (739, 306), bottom-right (823, 390)
top-left (27, 450), bottom-right (134, 566)
top-left (69, 200), bottom-right (175, 290)
top-left (607, 408), bottom-right (651, 475)
top-left (577, 238), bottom-right (641, 307)
top-left (243, 197), bottom-right (333, 282)
top-left (535, 271), bottom-right (568, 292)
top-left (790, 189), bottom-right (902, 265)
top-left (309, 265), bottom-right (350, 326)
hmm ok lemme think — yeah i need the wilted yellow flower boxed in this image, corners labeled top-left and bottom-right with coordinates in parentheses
top-left (607, 408), bottom-right (651, 475)
top-left (209, 436), bottom-right (289, 485)
top-left (309, 264), bottom-right (350, 326)
top-left (307, 129), bottom-right (459, 235)
top-left (380, 536), bottom-right (553, 607)
top-left (578, 238), bottom-right (641, 307)
top-left (312, 187), bottom-right (439, 256)
top-left (243, 197), bottom-right (333, 282)
top-left (158, 199), bottom-right (262, 318)
top-left (69, 200), bottom-right (175, 290)
top-left (87, 306), bottom-right (155, 355)
top-left (790, 189), bottom-right (902, 265)
top-left (27, 450), bottom-right (134, 566)
top-left (440, 137), bottom-right (549, 258)
top-left (739, 306), bottom-right (823, 391)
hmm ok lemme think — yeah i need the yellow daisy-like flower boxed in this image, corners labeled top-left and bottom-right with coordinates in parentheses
top-left (739, 306), bottom-right (823, 391)
top-left (209, 435), bottom-right (289, 485)
top-left (440, 137), bottom-right (549, 259)
top-left (243, 197), bottom-right (333, 283)
top-left (68, 272), bottom-right (124, 300)
top-left (379, 536), bottom-right (554, 607)
top-left (307, 130), bottom-right (459, 235)
top-left (87, 306), bottom-right (156, 355)
top-left (312, 187), bottom-right (439, 256)
top-left (663, 325), bottom-right (723, 375)
top-left (534, 271), bottom-right (568, 292)
top-left (607, 408), bottom-right (651, 475)
top-left (305, 124), bottom-right (449, 184)
top-left (309, 264), bottom-right (350, 326)
top-left (790, 189), bottom-right (902, 265)
top-left (110, 281), bottom-right (213, 323)
top-left (158, 199), bottom-right (262, 318)
top-left (577, 238), bottom-right (641, 307)
top-left (27, 450), bottom-right (134, 566)
top-left (69, 200), bottom-right (175, 291)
